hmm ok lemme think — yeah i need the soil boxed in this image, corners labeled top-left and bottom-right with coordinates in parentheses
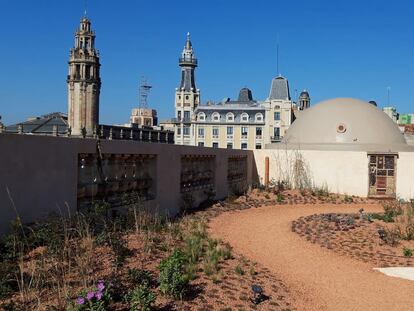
top-left (209, 203), bottom-right (414, 311)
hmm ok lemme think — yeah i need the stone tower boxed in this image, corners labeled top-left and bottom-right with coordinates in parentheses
top-left (298, 90), bottom-right (310, 110)
top-left (174, 33), bottom-right (200, 145)
top-left (67, 16), bottom-right (101, 137)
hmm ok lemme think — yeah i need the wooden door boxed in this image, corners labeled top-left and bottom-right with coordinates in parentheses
top-left (368, 154), bottom-right (397, 198)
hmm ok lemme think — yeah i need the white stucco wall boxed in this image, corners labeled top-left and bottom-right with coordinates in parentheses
top-left (254, 149), bottom-right (369, 197)
top-left (255, 148), bottom-right (414, 200)
top-left (396, 152), bottom-right (414, 200)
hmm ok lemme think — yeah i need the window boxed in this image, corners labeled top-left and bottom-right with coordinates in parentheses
top-left (177, 111), bottom-right (182, 120)
top-left (212, 142), bottom-right (219, 148)
top-left (226, 112), bottom-right (234, 122)
top-left (184, 111), bottom-right (190, 120)
top-left (256, 127), bottom-right (262, 136)
top-left (241, 126), bottom-right (248, 136)
top-left (183, 126), bottom-right (190, 136)
top-left (241, 143), bottom-right (248, 150)
top-left (212, 112), bottom-right (220, 121)
top-left (274, 112), bottom-right (281, 121)
top-left (274, 127), bottom-right (280, 139)
top-left (177, 127), bottom-right (181, 135)
top-left (198, 142), bottom-right (204, 147)
top-left (198, 127), bottom-right (204, 137)
top-left (227, 143), bottom-right (233, 149)
top-left (212, 127), bottom-right (219, 137)
top-left (227, 126), bottom-right (233, 135)
top-left (255, 143), bottom-right (262, 149)
top-left (255, 113), bottom-right (263, 122)
top-left (198, 112), bottom-right (205, 121)
top-left (185, 95), bottom-right (189, 100)
top-left (241, 113), bottom-right (249, 122)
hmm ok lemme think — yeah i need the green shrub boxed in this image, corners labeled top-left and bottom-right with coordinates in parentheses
top-left (125, 284), bottom-right (156, 311)
top-left (403, 247), bottom-right (413, 257)
top-left (276, 193), bottom-right (284, 203)
top-left (370, 213), bottom-right (395, 223)
top-left (183, 234), bottom-right (204, 265)
top-left (158, 249), bottom-right (189, 299)
top-left (128, 268), bottom-right (153, 286)
top-left (344, 195), bottom-right (353, 203)
top-left (235, 265), bottom-right (244, 276)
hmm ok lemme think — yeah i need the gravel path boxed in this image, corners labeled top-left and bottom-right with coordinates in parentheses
top-left (209, 204), bottom-right (414, 311)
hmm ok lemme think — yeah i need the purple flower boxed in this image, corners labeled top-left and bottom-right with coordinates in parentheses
top-left (97, 282), bottom-right (105, 291)
top-left (86, 291), bottom-right (95, 300)
top-left (95, 291), bottom-right (103, 301)
top-left (76, 297), bottom-right (85, 305)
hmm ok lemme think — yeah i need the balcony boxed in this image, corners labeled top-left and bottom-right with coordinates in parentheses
top-left (227, 135), bottom-right (233, 140)
top-left (170, 117), bottom-right (192, 124)
top-left (255, 135), bottom-right (263, 140)
top-left (179, 57), bottom-right (198, 66)
top-left (271, 136), bottom-right (282, 142)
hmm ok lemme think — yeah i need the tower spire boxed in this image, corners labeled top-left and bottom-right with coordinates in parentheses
top-left (179, 32), bottom-right (197, 91)
top-left (67, 16), bottom-right (101, 137)
top-left (84, 0), bottom-right (88, 17)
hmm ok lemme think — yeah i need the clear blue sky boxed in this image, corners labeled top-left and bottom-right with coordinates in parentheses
top-left (1, 0), bottom-right (413, 125)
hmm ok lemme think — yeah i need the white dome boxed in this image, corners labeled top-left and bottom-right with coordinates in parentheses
top-left (284, 98), bottom-right (406, 146)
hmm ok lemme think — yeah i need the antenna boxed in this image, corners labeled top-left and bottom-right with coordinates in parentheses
top-left (84, 0), bottom-right (88, 16)
top-left (139, 76), bottom-right (152, 109)
top-left (276, 35), bottom-right (280, 75)
top-left (387, 86), bottom-right (391, 106)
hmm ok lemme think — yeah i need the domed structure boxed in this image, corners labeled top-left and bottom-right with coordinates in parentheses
top-left (283, 98), bottom-right (406, 146)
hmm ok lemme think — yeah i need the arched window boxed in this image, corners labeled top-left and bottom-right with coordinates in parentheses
top-left (226, 112), bottom-right (234, 122)
top-left (198, 112), bottom-right (206, 121)
top-left (241, 113), bottom-right (249, 122)
top-left (255, 113), bottom-right (264, 122)
top-left (212, 112), bottom-right (220, 122)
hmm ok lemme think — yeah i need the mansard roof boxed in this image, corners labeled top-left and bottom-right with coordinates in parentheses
top-left (269, 75), bottom-right (291, 100)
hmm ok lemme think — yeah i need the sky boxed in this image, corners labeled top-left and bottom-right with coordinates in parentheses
top-left (0, 0), bottom-right (413, 126)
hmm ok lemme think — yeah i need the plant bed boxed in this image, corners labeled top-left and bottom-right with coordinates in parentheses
top-left (0, 193), bottom-right (295, 310)
top-left (291, 207), bottom-right (414, 268)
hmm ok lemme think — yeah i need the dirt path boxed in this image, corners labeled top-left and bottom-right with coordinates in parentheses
top-left (209, 204), bottom-right (414, 311)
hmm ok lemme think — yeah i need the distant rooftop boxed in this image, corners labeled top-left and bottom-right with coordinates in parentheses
top-left (5, 112), bottom-right (68, 135)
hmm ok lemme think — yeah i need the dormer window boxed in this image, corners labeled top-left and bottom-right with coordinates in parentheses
top-left (226, 112), bottom-right (234, 122)
top-left (241, 113), bottom-right (249, 122)
top-left (212, 112), bottom-right (220, 122)
top-left (255, 113), bottom-right (263, 122)
top-left (198, 112), bottom-right (206, 121)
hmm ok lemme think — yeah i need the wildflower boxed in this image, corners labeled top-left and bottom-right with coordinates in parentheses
top-left (97, 281), bottom-right (105, 291)
top-left (76, 297), bottom-right (85, 305)
top-left (95, 291), bottom-right (103, 301)
top-left (87, 291), bottom-right (95, 300)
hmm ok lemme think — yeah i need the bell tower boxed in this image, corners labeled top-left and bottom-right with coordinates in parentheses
top-left (67, 16), bottom-right (101, 137)
top-left (174, 33), bottom-right (200, 145)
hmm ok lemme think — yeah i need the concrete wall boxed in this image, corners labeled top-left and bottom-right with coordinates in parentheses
top-left (396, 152), bottom-right (414, 200)
top-left (254, 148), bottom-right (414, 200)
top-left (0, 134), bottom-right (254, 235)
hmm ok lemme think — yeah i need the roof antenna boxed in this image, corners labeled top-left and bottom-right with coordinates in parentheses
top-left (84, 0), bottom-right (88, 17)
top-left (387, 86), bottom-right (391, 106)
top-left (277, 34), bottom-right (280, 76)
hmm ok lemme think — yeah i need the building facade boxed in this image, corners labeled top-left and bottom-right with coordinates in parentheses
top-left (67, 16), bottom-right (101, 137)
top-left (130, 108), bottom-right (158, 127)
top-left (161, 35), bottom-right (307, 149)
